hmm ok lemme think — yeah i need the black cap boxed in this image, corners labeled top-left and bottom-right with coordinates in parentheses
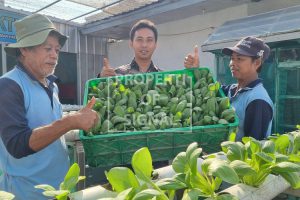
top-left (222, 36), bottom-right (270, 62)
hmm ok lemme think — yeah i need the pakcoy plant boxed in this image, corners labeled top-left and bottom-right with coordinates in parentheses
top-left (0, 191), bottom-right (15, 200)
top-left (156, 142), bottom-right (239, 200)
top-left (267, 125), bottom-right (300, 163)
top-left (221, 136), bottom-right (300, 189)
top-left (99, 147), bottom-right (171, 200)
top-left (35, 163), bottom-right (85, 200)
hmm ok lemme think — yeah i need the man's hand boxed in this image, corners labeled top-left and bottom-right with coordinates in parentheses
top-left (184, 45), bottom-right (200, 68)
top-left (100, 58), bottom-right (116, 77)
top-left (75, 96), bottom-right (99, 131)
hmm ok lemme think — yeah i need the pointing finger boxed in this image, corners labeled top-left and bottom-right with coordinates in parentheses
top-left (86, 96), bottom-right (96, 109)
top-left (194, 45), bottom-right (199, 58)
top-left (103, 58), bottom-right (110, 69)
top-left (194, 45), bottom-right (200, 67)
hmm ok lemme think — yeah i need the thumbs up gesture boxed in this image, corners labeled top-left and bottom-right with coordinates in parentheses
top-left (100, 58), bottom-right (116, 77)
top-left (74, 96), bottom-right (99, 131)
top-left (184, 45), bottom-right (200, 68)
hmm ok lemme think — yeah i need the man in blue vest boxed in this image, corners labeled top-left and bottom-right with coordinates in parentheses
top-left (184, 37), bottom-right (274, 141)
top-left (0, 14), bottom-right (99, 199)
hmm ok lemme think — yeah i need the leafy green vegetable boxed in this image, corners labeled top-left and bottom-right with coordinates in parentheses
top-left (102, 147), bottom-right (169, 200)
top-left (221, 136), bottom-right (300, 189)
top-left (167, 142), bottom-right (239, 199)
top-left (35, 163), bottom-right (85, 200)
top-left (0, 191), bottom-right (15, 200)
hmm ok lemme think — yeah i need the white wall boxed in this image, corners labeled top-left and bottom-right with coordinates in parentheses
top-left (107, 4), bottom-right (247, 76)
top-left (107, 0), bottom-right (300, 76)
top-left (153, 5), bottom-right (247, 75)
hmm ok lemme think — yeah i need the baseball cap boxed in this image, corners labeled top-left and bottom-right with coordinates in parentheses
top-left (222, 36), bottom-right (270, 61)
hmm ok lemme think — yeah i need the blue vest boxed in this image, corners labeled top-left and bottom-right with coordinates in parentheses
top-left (228, 83), bottom-right (274, 141)
top-left (0, 67), bottom-right (69, 200)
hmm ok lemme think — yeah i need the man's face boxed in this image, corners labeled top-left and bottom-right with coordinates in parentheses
top-left (21, 35), bottom-right (61, 81)
top-left (130, 28), bottom-right (157, 61)
top-left (229, 52), bottom-right (261, 81)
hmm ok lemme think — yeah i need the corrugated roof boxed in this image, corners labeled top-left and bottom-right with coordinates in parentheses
top-left (2, 0), bottom-right (159, 25)
top-left (202, 5), bottom-right (300, 51)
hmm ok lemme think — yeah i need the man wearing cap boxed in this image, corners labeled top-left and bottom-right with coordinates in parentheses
top-left (0, 14), bottom-right (99, 199)
top-left (184, 36), bottom-right (274, 141)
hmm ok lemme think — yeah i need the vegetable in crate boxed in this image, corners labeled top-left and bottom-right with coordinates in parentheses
top-left (86, 68), bottom-right (236, 136)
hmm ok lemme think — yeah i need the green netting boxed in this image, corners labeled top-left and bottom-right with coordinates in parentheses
top-left (277, 51), bottom-right (300, 132)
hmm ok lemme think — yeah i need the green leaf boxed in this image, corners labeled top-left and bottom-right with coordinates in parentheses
top-left (174, 173), bottom-right (186, 184)
top-left (189, 172), bottom-right (211, 193)
top-left (61, 163), bottom-right (80, 191)
top-left (229, 160), bottom-right (256, 177)
top-left (214, 176), bottom-right (223, 191)
top-left (275, 154), bottom-right (289, 162)
top-left (132, 147), bottom-right (153, 179)
top-left (216, 193), bottom-right (239, 200)
top-left (279, 172), bottom-right (300, 189)
top-left (34, 184), bottom-right (56, 191)
top-left (43, 190), bottom-right (69, 197)
top-left (116, 188), bottom-right (133, 200)
top-left (172, 152), bottom-right (188, 173)
top-left (221, 141), bottom-right (232, 153)
top-left (190, 148), bottom-right (202, 174)
top-left (275, 134), bottom-right (290, 154)
top-left (186, 142), bottom-right (198, 160)
top-left (241, 137), bottom-right (251, 144)
top-left (201, 158), bottom-right (214, 174)
top-left (132, 189), bottom-right (161, 200)
top-left (55, 191), bottom-right (70, 200)
top-left (228, 132), bottom-right (236, 142)
top-left (182, 188), bottom-right (206, 200)
top-left (288, 154), bottom-right (300, 162)
top-left (106, 167), bottom-right (139, 192)
top-left (0, 191), bottom-right (15, 200)
top-left (78, 176), bottom-right (86, 181)
top-left (262, 140), bottom-right (275, 154)
top-left (222, 142), bottom-right (245, 161)
top-left (155, 178), bottom-right (187, 190)
top-left (272, 162), bottom-right (300, 173)
top-left (292, 132), bottom-right (300, 154)
top-left (256, 152), bottom-right (274, 163)
top-left (249, 140), bottom-right (262, 155)
top-left (209, 159), bottom-right (239, 184)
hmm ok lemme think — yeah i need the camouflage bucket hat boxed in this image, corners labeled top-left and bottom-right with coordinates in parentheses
top-left (4, 13), bottom-right (68, 57)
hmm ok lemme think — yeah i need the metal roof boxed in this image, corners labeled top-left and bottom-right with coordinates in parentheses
top-left (202, 4), bottom-right (300, 51)
top-left (1, 0), bottom-right (259, 39)
top-left (2, 0), bottom-right (160, 25)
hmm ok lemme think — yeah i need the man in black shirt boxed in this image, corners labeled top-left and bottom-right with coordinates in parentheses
top-left (97, 19), bottom-right (161, 77)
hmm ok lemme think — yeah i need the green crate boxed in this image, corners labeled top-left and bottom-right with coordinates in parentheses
top-left (80, 68), bottom-right (238, 167)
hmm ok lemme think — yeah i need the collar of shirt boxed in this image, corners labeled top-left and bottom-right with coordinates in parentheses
top-left (230, 79), bottom-right (262, 96)
top-left (130, 59), bottom-right (159, 72)
top-left (16, 61), bottom-right (57, 88)
top-left (16, 61), bottom-right (57, 108)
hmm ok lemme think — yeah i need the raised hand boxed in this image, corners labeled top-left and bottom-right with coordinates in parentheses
top-left (184, 45), bottom-right (200, 68)
top-left (100, 57), bottom-right (116, 77)
top-left (73, 96), bottom-right (99, 131)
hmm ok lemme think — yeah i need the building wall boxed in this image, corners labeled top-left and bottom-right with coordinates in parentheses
top-left (107, 4), bottom-right (247, 76)
top-left (107, 0), bottom-right (300, 76)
